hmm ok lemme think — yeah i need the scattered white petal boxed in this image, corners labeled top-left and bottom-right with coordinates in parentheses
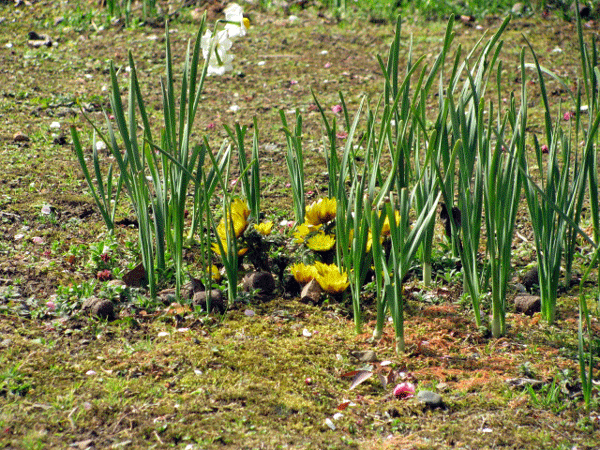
top-left (177, 328), bottom-right (190, 332)
top-left (84, 74), bottom-right (93, 79)
top-left (320, 50), bottom-right (328, 55)
top-left (157, 331), bottom-right (169, 337)
top-left (481, 427), bottom-right (493, 433)
top-left (14, 234), bottom-right (24, 241)
top-left (125, 66), bottom-right (131, 72)
top-left (325, 418), bottom-right (336, 430)
top-left (147, 34), bottom-right (158, 41)
top-left (229, 104), bottom-right (240, 112)
top-left (41, 205), bottom-right (52, 215)
top-left (5, 43), bottom-right (13, 48)
top-left (336, 354), bottom-right (343, 361)
top-left (50, 121), bottom-right (61, 129)
top-left (288, 15), bottom-right (299, 23)
top-left (551, 47), bottom-right (563, 54)
top-left (86, 370), bottom-right (97, 376)
top-left (95, 140), bottom-right (106, 151)
top-left (32, 236), bottom-right (44, 245)
top-left (380, 360), bottom-right (393, 366)
top-left (302, 328), bottom-right (312, 337)
top-left (194, 369), bottom-right (203, 375)
top-left (244, 309), bottom-right (255, 317)
top-left (332, 413), bottom-right (344, 420)
top-left (257, 61), bottom-right (266, 66)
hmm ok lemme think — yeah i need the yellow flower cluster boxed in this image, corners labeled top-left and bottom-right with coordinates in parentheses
top-left (289, 261), bottom-right (349, 294)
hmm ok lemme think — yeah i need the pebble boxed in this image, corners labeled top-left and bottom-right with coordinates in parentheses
top-left (416, 390), bottom-right (444, 409)
top-left (13, 132), bottom-right (30, 142)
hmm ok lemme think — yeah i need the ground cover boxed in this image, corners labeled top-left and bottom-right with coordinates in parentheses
top-left (0, 1), bottom-right (599, 449)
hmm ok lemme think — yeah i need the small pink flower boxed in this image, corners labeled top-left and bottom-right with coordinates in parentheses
top-left (563, 111), bottom-right (575, 121)
top-left (206, 122), bottom-right (216, 130)
top-left (541, 144), bottom-right (549, 154)
top-left (96, 269), bottom-right (112, 281)
top-left (290, 80), bottom-right (298, 85)
top-left (324, 62), bottom-right (331, 68)
top-left (46, 301), bottom-right (56, 311)
top-left (306, 190), bottom-right (314, 196)
top-left (331, 104), bottom-right (343, 114)
top-left (43, 250), bottom-right (51, 258)
top-left (285, 183), bottom-right (291, 188)
top-left (231, 178), bottom-right (238, 186)
top-left (100, 253), bottom-right (110, 263)
top-left (32, 236), bottom-right (44, 245)
top-left (393, 382), bottom-right (415, 399)
top-left (336, 131), bottom-right (348, 139)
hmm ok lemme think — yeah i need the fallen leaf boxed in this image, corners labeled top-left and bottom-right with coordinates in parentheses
top-left (337, 400), bottom-right (351, 411)
top-left (348, 370), bottom-right (373, 390)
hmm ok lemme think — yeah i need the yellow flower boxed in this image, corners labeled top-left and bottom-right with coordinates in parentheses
top-left (293, 221), bottom-right (322, 244)
top-left (381, 210), bottom-right (402, 236)
top-left (206, 264), bottom-right (222, 282)
top-left (211, 239), bottom-right (248, 257)
top-left (314, 261), bottom-right (349, 294)
top-left (305, 198), bottom-right (337, 226)
top-left (254, 221), bottom-right (273, 236)
top-left (217, 199), bottom-right (250, 240)
top-left (289, 263), bottom-right (318, 284)
top-left (306, 232), bottom-right (335, 252)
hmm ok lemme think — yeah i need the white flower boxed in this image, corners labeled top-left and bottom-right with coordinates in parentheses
top-left (201, 29), bottom-right (234, 76)
top-left (224, 3), bottom-right (248, 39)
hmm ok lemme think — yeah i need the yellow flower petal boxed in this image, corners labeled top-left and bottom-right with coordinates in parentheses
top-left (293, 222), bottom-right (322, 244)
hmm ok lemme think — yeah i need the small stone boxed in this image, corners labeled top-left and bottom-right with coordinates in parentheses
top-left (242, 272), bottom-right (275, 297)
top-left (13, 132), bottom-right (30, 142)
top-left (192, 289), bottom-right (225, 313)
top-left (506, 377), bottom-right (544, 389)
top-left (416, 390), bottom-right (444, 409)
top-left (511, 2), bottom-right (524, 15)
top-left (514, 293), bottom-right (541, 316)
top-left (27, 31), bottom-right (52, 48)
top-left (157, 288), bottom-right (177, 305)
top-left (107, 280), bottom-right (126, 288)
top-left (82, 296), bottom-right (115, 320)
top-left (301, 279), bottom-right (322, 304)
top-left (122, 262), bottom-right (147, 288)
top-left (72, 439), bottom-right (93, 450)
top-left (571, 3), bottom-right (591, 18)
top-left (521, 266), bottom-right (538, 293)
top-left (350, 350), bottom-right (377, 363)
